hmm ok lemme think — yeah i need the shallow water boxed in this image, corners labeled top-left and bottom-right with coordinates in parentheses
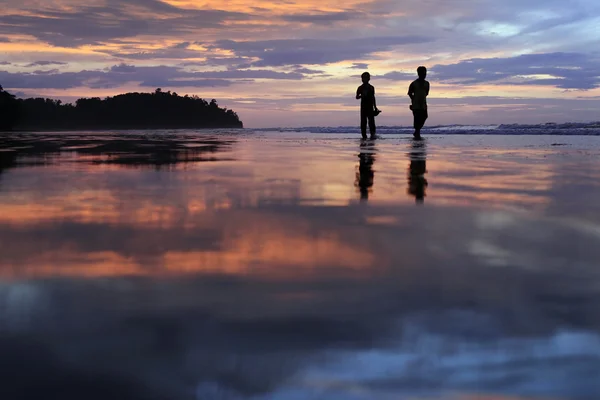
top-left (1, 131), bottom-right (600, 399)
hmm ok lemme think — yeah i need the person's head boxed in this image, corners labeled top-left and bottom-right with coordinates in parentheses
top-left (417, 66), bottom-right (427, 79)
top-left (361, 72), bottom-right (371, 83)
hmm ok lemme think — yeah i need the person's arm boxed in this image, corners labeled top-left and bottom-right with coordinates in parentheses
top-left (425, 81), bottom-right (430, 97)
top-left (356, 86), bottom-right (362, 100)
top-left (372, 87), bottom-right (377, 110)
top-left (408, 82), bottom-right (415, 101)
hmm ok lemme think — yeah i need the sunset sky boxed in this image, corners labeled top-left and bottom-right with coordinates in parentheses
top-left (1, 0), bottom-right (599, 127)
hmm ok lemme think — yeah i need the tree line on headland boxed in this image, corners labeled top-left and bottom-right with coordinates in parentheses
top-left (0, 86), bottom-right (243, 131)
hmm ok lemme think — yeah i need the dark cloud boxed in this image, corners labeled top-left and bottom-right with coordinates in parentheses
top-left (32, 69), bottom-right (60, 75)
top-left (171, 41), bottom-right (191, 49)
top-left (378, 71), bottom-right (415, 80)
top-left (350, 63), bottom-right (369, 69)
top-left (24, 61), bottom-right (68, 67)
top-left (0, 64), bottom-right (304, 90)
top-left (0, 2), bottom-right (251, 47)
top-left (210, 36), bottom-right (434, 67)
top-left (181, 57), bottom-right (252, 68)
top-left (282, 10), bottom-right (365, 24)
top-left (0, 37), bottom-right (9, 43)
top-left (292, 67), bottom-right (325, 75)
top-left (109, 64), bottom-right (137, 73)
top-left (0, 61), bottom-right (11, 65)
top-left (432, 52), bottom-right (600, 89)
top-left (110, 42), bottom-right (205, 60)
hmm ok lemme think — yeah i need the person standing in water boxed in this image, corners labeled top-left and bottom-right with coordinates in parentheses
top-left (408, 66), bottom-right (430, 139)
top-left (356, 72), bottom-right (379, 140)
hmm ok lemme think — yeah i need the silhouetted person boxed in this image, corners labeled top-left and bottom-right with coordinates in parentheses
top-left (407, 140), bottom-right (428, 203)
top-left (356, 72), bottom-right (379, 140)
top-left (408, 66), bottom-right (430, 139)
top-left (355, 141), bottom-right (376, 201)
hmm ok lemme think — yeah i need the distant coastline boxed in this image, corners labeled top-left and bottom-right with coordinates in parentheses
top-left (0, 87), bottom-right (243, 131)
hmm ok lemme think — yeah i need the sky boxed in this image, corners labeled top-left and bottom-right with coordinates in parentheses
top-left (1, 0), bottom-right (600, 128)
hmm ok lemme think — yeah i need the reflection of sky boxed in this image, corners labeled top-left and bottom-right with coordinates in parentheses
top-left (2, 133), bottom-right (600, 399)
top-left (1, 0), bottom-right (600, 126)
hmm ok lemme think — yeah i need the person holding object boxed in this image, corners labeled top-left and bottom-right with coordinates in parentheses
top-left (408, 66), bottom-right (430, 139)
top-left (356, 72), bottom-right (380, 140)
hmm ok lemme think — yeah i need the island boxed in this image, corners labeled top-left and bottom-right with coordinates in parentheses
top-left (0, 87), bottom-right (243, 131)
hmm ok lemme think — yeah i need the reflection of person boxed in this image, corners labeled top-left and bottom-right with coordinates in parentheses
top-left (355, 141), bottom-right (376, 201)
top-left (407, 140), bottom-right (428, 203)
top-left (408, 66), bottom-right (430, 139)
top-left (356, 72), bottom-right (380, 140)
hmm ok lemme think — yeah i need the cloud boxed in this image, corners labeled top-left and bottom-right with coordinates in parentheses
top-left (210, 36), bottom-right (434, 67)
top-left (0, 61), bottom-right (10, 66)
top-left (350, 63), bottom-right (369, 70)
top-left (0, 63), bottom-right (305, 90)
top-left (431, 52), bottom-right (600, 89)
top-left (378, 71), bottom-right (415, 80)
top-left (181, 57), bottom-right (252, 68)
top-left (24, 61), bottom-right (68, 67)
top-left (32, 69), bottom-right (60, 75)
top-left (0, 2), bottom-right (252, 47)
top-left (292, 67), bottom-right (326, 75)
top-left (282, 10), bottom-right (365, 24)
top-left (110, 42), bottom-right (206, 60)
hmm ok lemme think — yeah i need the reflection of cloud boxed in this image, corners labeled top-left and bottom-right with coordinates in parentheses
top-left (1, 202), bottom-right (600, 398)
top-left (0, 335), bottom-right (159, 400)
top-left (0, 207), bottom-right (376, 279)
top-left (2, 134), bottom-right (600, 398)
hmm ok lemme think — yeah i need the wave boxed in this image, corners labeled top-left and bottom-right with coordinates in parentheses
top-left (257, 121), bottom-right (600, 135)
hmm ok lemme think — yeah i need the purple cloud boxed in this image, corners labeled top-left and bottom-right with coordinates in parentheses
top-left (350, 63), bottom-right (369, 70)
top-left (109, 63), bottom-right (137, 73)
top-left (0, 3), bottom-right (251, 47)
top-left (181, 57), bottom-right (251, 68)
top-left (293, 67), bottom-right (326, 75)
top-left (283, 11), bottom-right (365, 24)
top-left (431, 52), bottom-right (600, 89)
top-left (110, 42), bottom-right (205, 60)
top-left (25, 61), bottom-right (68, 67)
top-left (211, 36), bottom-right (433, 67)
top-left (378, 71), bottom-right (415, 80)
top-left (0, 64), bottom-right (306, 90)
top-left (32, 69), bottom-right (60, 75)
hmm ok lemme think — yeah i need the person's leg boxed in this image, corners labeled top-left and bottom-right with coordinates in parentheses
top-left (360, 111), bottom-right (367, 139)
top-left (419, 110), bottom-right (428, 131)
top-left (413, 111), bottom-right (421, 138)
top-left (368, 114), bottom-right (376, 138)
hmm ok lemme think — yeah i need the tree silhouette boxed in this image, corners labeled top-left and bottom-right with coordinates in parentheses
top-left (0, 86), bottom-right (20, 131)
top-left (0, 88), bottom-right (243, 131)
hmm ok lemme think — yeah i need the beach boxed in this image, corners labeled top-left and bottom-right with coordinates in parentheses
top-left (1, 130), bottom-right (600, 399)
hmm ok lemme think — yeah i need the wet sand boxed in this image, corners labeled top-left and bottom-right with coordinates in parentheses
top-left (1, 131), bottom-right (600, 399)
